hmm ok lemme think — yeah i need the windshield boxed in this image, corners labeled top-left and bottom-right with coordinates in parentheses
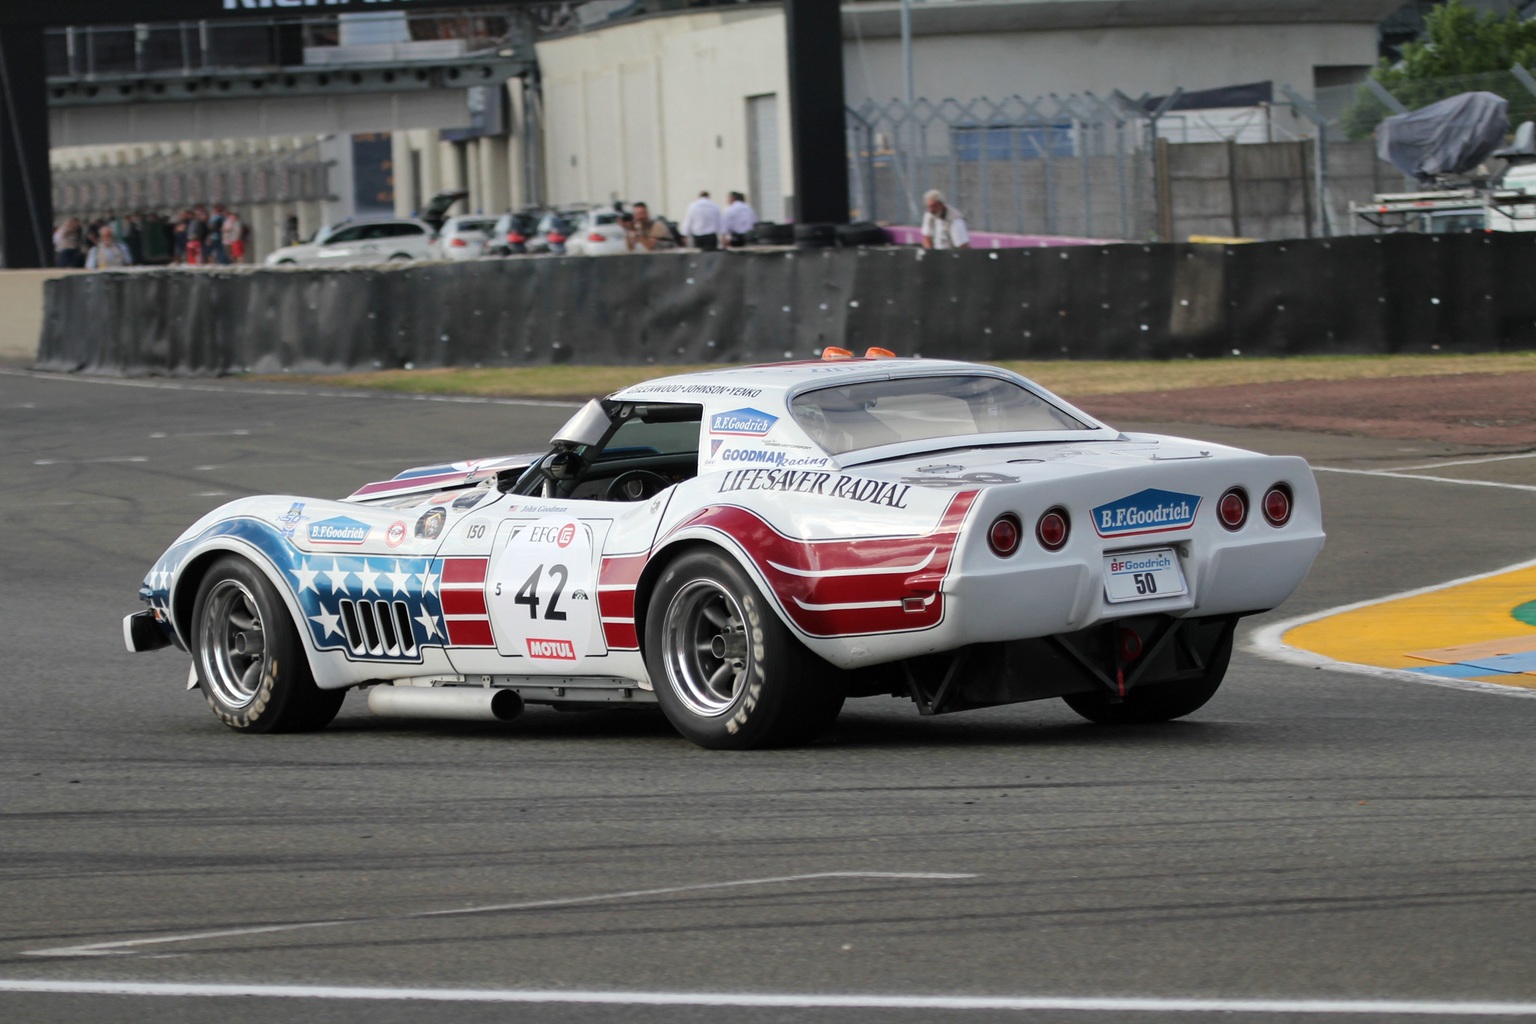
top-left (790, 375), bottom-right (1089, 455)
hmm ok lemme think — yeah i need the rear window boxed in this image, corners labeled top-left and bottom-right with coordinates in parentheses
top-left (789, 375), bottom-right (1088, 455)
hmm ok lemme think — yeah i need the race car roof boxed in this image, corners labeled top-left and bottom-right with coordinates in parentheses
top-left (607, 357), bottom-right (1017, 406)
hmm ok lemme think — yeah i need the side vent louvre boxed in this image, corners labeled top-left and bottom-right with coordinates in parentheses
top-left (394, 602), bottom-right (416, 653)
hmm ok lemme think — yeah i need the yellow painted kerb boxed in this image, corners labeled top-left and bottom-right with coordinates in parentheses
top-left (1284, 566), bottom-right (1536, 690)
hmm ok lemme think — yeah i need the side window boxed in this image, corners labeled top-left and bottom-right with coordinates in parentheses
top-left (391, 223), bottom-right (425, 238)
top-left (323, 226), bottom-right (364, 244)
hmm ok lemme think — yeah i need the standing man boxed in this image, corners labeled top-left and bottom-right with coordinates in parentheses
top-left (625, 202), bottom-right (674, 252)
top-left (85, 225), bottom-right (134, 269)
top-left (920, 190), bottom-right (970, 250)
top-left (222, 208), bottom-right (246, 264)
top-left (680, 190), bottom-right (723, 251)
top-left (722, 191), bottom-right (758, 248)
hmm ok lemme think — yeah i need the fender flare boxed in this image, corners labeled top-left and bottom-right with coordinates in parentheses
top-left (166, 526), bottom-right (350, 690)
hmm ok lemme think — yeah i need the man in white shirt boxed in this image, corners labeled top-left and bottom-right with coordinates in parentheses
top-left (680, 191), bottom-right (724, 250)
top-left (722, 191), bottom-right (758, 247)
top-left (920, 189), bottom-right (970, 250)
top-left (85, 225), bottom-right (134, 269)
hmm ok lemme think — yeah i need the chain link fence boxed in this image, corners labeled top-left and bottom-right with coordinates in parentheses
top-left (846, 92), bottom-right (1155, 240)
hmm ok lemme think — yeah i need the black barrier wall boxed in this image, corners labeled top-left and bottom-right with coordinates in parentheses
top-left (36, 233), bottom-right (1536, 376)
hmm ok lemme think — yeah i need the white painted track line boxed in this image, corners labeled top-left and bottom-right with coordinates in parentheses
top-left (1312, 465), bottom-right (1536, 493)
top-left (23, 871), bottom-right (976, 958)
top-left (1, 980), bottom-right (1534, 1016)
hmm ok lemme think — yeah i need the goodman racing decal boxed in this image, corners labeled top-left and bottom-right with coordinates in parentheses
top-left (710, 408), bottom-right (777, 436)
top-left (1091, 488), bottom-right (1201, 537)
top-left (717, 447), bottom-right (828, 468)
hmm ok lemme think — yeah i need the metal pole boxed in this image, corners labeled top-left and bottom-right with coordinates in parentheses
top-left (901, 0), bottom-right (913, 108)
top-left (1282, 85), bottom-right (1331, 238)
top-left (900, 0), bottom-right (916, 223)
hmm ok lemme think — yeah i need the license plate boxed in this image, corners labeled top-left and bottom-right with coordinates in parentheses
top-left (1103, 548), bottom-right (1187, 603)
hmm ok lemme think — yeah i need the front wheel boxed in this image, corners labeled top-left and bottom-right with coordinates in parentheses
top-left (644, 550), bottom-right (844, 749)
top-left (191, 555), bottom-right (345, 733)
top-left (1061, 620), bottom-right (1234, 725)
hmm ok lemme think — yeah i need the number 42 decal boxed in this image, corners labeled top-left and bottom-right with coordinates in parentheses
top-left (496, 563), bottom-right (568, 620)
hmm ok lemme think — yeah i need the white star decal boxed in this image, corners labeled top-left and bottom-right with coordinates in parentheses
top-left (415, 609), bottom-right (441, 640)
top-left (309, 604), bottom-right (342, 639)
top-left (356, 562), bottom-right (382, 596)
top-left (387, 561), bottom-right (415, 595)
top-left (322, 559), bottom-right (351, 593)
top-left (419, 566), bottom-right (440, 597)
top-left (290, 560), bottom-right (320, 594)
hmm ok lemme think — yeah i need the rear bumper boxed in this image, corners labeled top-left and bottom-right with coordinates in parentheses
top-left (123, 610), bottom-right (173, 653)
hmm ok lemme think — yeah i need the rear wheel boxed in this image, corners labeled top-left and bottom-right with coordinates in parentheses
top-left (1061, 621), bottom-right (1234, 725)
top-left (191, 556), bottom-right (344, 733)
top-left (645, 550), bottom-right (844, 749)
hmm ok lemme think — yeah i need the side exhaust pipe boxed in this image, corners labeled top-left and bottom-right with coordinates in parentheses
top-left (367, 686), bottom-right (524, 723)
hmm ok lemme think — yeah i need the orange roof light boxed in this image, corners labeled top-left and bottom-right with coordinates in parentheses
top-left (821, 347), bottom-right (854, 360)
top-left (864, 347), bottom-right (896, 359)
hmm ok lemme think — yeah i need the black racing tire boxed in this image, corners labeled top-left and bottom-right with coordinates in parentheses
top-left (191, 555), bottom-right (345, 733)
top-left (644, 550), bottom-right (845, 749)
top-left (1061, 621), bottom-right (1234, 725)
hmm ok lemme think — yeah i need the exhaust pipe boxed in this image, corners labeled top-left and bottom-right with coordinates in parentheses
top-left (367, 686), bottom-right (524, 723)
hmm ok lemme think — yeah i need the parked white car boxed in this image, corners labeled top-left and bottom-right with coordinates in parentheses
top-left (439, 216), bottom-right (499, 260)
top-left (564, 209), bottom-right (630, 256)
top-left (265, 217), bottom-right (440, 267)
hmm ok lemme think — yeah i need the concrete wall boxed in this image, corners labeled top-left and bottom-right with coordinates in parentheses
top-left (0, 270), bottom-right (70, 362)
top-left (842, 22), bottom-right (1381, 137)
top-left (536, 8), bottom-right (793, 224)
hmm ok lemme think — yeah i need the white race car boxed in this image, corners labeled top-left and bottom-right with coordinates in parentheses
top-left (125, 355), bottom-right (1325, 748)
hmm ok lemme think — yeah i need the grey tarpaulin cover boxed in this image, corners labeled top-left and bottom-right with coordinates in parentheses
top-left (1377, 91), bottom-right (1510, 180)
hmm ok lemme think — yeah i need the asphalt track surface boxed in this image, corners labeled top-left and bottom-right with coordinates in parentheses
top-left (1, 369), bottom-right (1533, 1024)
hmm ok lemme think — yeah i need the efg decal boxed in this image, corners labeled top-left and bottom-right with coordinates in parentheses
top-left (1091, 488), bottom-right (1201, 537)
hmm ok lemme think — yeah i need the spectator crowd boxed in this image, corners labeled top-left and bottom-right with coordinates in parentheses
top-left (52, 205), bottom-right (249, 270)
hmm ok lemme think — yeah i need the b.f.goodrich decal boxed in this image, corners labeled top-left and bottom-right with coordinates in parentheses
top-left (1091, 488), bottom-right (1201, 537)
top-left (710, 408), bottom-right (777, 437)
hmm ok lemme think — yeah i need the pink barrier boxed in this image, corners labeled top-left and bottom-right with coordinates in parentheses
top-left (881, 225), bottom-right (1119, 248)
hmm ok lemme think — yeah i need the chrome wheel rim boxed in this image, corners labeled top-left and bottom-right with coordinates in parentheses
top-left (661, 578), bottom-right (750, 718)
top-left (199, 579), bottom-right (267, 710)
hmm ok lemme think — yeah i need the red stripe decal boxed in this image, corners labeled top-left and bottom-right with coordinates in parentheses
top-left (598, 589), bottom-right (635, 619)
top-left (442, 557), bottom-right (488, 585)
top-left (352, 471), bottom-right (467, 496)
top-left (599, 553), bottom-right (648, 588)
top-left (446, 619), bottom-right (494, 647)
top-left (602, 621), bottom-right (639, 650)
top-left (442, 589), bottom-right (488, 616)
top-left (674, 491), bottom-right (978, 638)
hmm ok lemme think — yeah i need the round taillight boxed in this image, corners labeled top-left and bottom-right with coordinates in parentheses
top-left (1263, 484), bottom-right (1293, 526)
top-left (1218, 488), bottom-right (1248, 530)
top-left (988, 513), bottom-right (1021, 557)
top-left (1036, 507), bottom-right (1070, 551)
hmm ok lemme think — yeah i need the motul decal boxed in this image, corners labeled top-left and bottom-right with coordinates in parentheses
top-left (526, 637), bottom-right (577, 660)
